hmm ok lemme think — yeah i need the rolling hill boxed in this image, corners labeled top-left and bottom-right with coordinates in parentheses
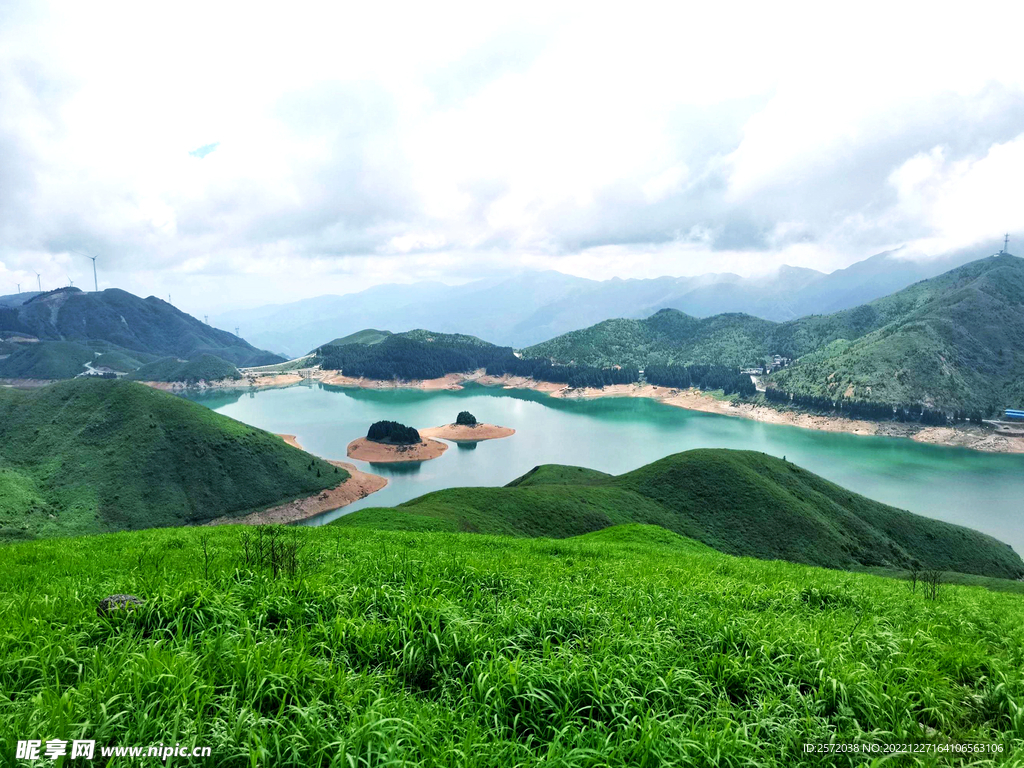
top-left (335, 449), bottom-right (1024, 580)
top-left (0, 287), bottom-right (283, 373)
top-left (0, 379), bottom-right (344, 540)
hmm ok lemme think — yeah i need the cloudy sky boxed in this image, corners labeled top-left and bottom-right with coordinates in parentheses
top-left (1, 1), bottom-right (1023, 317)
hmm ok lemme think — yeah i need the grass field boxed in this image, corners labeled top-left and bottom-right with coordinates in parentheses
top-left (1, 522), bottom-right (1022, 766)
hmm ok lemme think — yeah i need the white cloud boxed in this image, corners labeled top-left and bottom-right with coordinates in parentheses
top-left (1, 0), bottom-right (1024, 316)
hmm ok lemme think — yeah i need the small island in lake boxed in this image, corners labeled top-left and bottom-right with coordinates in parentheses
top-left (420, 410), bottom-right (516, 442)
top-left (347, 420), bottom-right (448, 462)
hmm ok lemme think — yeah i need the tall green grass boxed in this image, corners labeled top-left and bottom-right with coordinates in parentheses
top-left (1, 523), bottom-right (1022, 766)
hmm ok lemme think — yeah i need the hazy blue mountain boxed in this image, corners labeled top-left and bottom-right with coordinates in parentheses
top-left (0, 292), bottom-right (41, 308)
top-left (211, 248), bottom-right (986, 357)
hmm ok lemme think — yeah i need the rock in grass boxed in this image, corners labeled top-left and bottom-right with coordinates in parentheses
top-left (97, 594), bottom-right (144, 617)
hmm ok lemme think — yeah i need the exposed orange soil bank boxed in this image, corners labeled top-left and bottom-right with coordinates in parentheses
top-left (347, 436), bottom-right (448, 462)
top-left (206, 434), bottom-right (387, 525)
top-left (320, 371), bottom-right (469, 390)
top-left (420, 423), bottom-right (515, 441)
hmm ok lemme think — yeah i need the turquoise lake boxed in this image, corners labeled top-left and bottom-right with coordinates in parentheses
top-left (188, 382), bottom-right (1024, 555)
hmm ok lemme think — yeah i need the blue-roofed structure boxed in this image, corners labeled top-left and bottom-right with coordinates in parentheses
top-left (1005, 409), bottom-right (1024, 421)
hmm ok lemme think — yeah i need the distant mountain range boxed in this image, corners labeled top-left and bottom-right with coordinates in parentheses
top-left (0, 287), bottom-right (283, 380)
top-left (212, 247), bottom-right (986, 357)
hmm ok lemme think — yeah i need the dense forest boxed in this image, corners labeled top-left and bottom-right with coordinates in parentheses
top-left (485, 354), bottom-right (639, 388)
top-left (763, 387), bottom-right (984, 425)
top-left (317, 335), bottom-right (509, 380)
top-left (366, 421), bottom-right (421, 445)
top-left (644, 364), bottom-right (757, 397)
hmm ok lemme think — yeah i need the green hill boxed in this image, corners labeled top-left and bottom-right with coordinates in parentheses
top-left (769, 254), bottom-right (1024, 412)
top-left (0, 286), bottom-right (282, 368)
top-left (0, 340), bottom-right (104, 379)
top-left (336, 449), bottom-right (1024, 580)
top-left (127, 354), bottom-right (241, 383)
top-left (522, 255), bottom-right (1024, 414)
top-left (319, 328), bottom-right (393, 349)
top-left (314, 328), bottom-right (508, 380)
top-left (0, 340), bottom-right (152, 379)
top-left (2, 521), bottom-right (1023, 764)
top-left (0, 379), bottom-right (344, 540)
top-left (524, 309), bottom-right (776, 368)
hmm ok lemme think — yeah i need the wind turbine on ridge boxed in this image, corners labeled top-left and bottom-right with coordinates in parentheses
top-left (34, 271), bottom-right (41, 292)
top-left (71, 250), bottom-right (99, 292)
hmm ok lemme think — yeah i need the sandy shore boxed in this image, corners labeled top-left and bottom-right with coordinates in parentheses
top-left (206, 434), bottom-right (387, 526)
top-left (320, 370), bottom-right (470, 390)
top-left (347, 436), bottom-right (448, 462)
top-left (420, 423), bottom-right (515, 442)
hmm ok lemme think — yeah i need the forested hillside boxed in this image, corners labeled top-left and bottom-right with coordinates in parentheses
top-left (126, 354), bottom-right (241, 384)
top-left (769, 254), bottom-right (1024, 412)
top-left (524, 310), bottom-right (776, 368)
top-left (523, 255), bottom-right (1024, 414)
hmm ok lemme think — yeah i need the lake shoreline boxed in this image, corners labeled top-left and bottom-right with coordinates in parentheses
top-left (297, 369), bottom-right (1024, 455)
top-left (205, 434), bottom-right (388, 526)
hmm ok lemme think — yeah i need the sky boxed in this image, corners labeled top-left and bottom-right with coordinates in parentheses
top-left (1, 0), bottom-right (1023, 317)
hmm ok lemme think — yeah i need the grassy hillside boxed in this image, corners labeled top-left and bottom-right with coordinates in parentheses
top-left (525, 309), bottom-right (776, 368)
top-left (127, 354), bottom-right (242, 383)
top-left (2, 522), bottom-right (1022, 765)
top-left (320, 328), bottom-right (393, 348)
top-left (0, 379), bottom-right (344, 540)
top-left (337, 449), bottom-right (1024, 580)
top-left (0, 286), bottom-right (282, 368)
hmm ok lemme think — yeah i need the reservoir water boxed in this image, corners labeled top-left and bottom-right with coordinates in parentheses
top-left (188, 382), bottom-right (1024, 555)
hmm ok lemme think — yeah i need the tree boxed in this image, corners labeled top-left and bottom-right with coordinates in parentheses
top-left (456, 411), bottom-right (477, 426)
top-left (366, 421), bottom-right (421, 445)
